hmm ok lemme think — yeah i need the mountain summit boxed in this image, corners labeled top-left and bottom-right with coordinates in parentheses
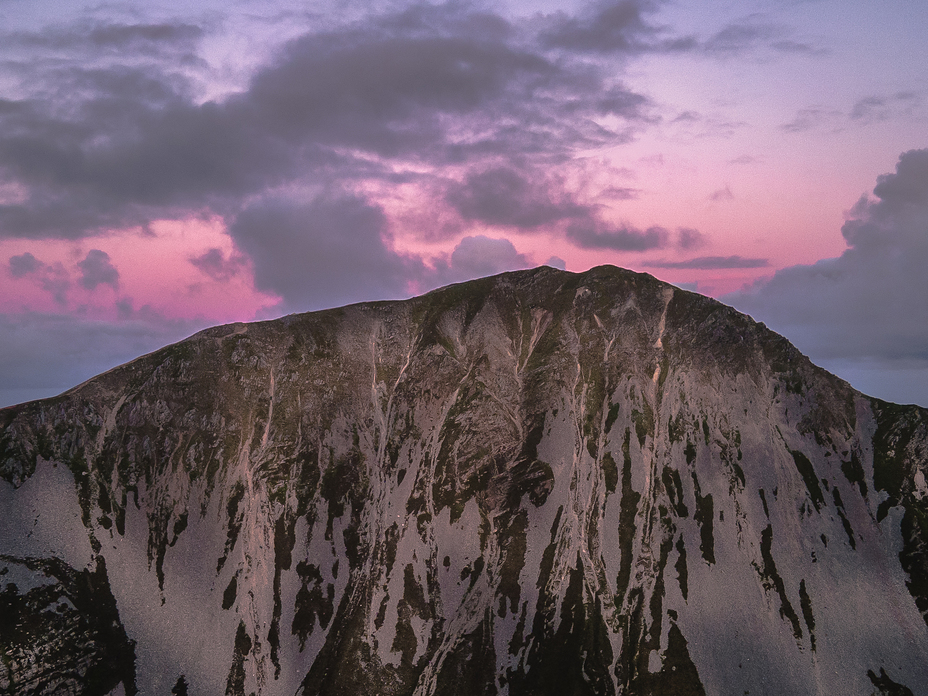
top-left (2, 265), bottom-right (927, 695)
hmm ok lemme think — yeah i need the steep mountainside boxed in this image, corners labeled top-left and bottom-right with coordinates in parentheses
top-left (2, 265), bottom-right (927, 695)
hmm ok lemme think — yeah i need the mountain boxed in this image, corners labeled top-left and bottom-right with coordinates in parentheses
top-left (1, 264), bottom-right (927, 696)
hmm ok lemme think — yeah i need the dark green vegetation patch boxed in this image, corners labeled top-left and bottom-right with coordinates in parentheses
top-left (0, 556), bottom-right (137, 696)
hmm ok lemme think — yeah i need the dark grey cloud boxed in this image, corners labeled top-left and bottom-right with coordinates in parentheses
top-left (84, 22), bottom-right (204, 52)
top-left (244, 26), bottom-right (551, 156)
top-left (566, 220), bottom-right (667, 251)
top-left (869, 147), bottom-right (928, 206)
top-left (241, 13), bottom-right (652, 157)
top-left (531, 3), bottom-right (824, 64)
top-left (603, 10), bottom-right (825, 59)
top-left (644, 255), bottom-right (768, 270)
top-left (0, 63), bottom-right (287, 238)
top-left (8, 21), bottom-right (204, 55)
top-left (0, 5), bottom-right (654, 242)
top-left (676, 228), bottom-right (705, 250)
top-left (0, 2), bottom-right (829, 241)
top-left (229, 193), bottom-right (419, 312)
top-left (699, 17), bottom-right (821, 57)
top-left (8, 252), bottom-right (41, 277)
top-left (189, 248), bottom-right (246, 282)
top-left (6, 251), bottom-right (70, 304)
top-left (446, 167), bottom-right (588, 229)
top-left (536, 2), bottom-right (822, 60)
top-left (77, 249), bottom-right (119, 290)
top-left (565, 222), bottom-right (706, 255)
top-left (540, 0), bottom-right (659, 54)
top-left (728, 149), bottom-right (928, 370)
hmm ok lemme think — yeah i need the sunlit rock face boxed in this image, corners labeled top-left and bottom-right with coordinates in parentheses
top-left (2, 265), bottom-right (928, 696)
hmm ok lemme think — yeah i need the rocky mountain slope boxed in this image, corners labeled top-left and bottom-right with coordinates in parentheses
top-left (1, 264), bottom-right (927, 695)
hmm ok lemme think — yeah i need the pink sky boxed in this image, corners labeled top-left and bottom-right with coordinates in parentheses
top-left (1, 218), bottom-right (278, 321)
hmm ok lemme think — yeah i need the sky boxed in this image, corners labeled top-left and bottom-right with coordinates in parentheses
top-left (0, 0), bottom-right (927, 408)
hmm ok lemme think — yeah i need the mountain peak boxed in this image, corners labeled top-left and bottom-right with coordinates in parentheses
top-left (2, 266), bottom-right (927, 695)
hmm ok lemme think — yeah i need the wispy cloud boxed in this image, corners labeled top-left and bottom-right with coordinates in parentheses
top-left (644, 255), bottom-right (768, 269)
top-left (567, 221), bottom-right (668, 251)
top-left (780, 106), bottom-right (843, 133)
top-left (849, 91), bottom-right (922, 124)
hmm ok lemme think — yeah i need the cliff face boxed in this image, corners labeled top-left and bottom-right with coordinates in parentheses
top-left (1, 265), bottom-right (927, 696)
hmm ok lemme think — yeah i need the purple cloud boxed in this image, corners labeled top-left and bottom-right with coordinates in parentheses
top-left (78, 249), bottom-right (119, 290)
top-left (8, 252), bottom-right (42, 278)
top-left (190, 248), bottom-right (247, 282)
top-left (644, 255), bottom-right (768, 269)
